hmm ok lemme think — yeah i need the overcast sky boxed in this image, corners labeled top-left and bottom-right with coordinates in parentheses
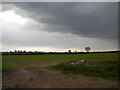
top-left (1, 2), bottom-right (118, 52)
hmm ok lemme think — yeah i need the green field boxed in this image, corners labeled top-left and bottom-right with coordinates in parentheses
top-left (2, 53), bottom-right (119, 79)
top-left (2, 53), bottom-right (118, 68)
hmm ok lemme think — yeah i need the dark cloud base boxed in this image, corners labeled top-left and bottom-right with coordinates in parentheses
top-left (3, 2), bottom-right (118, 40)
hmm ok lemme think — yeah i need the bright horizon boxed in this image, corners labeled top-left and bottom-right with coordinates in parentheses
top-left (1, 48), bottom-right (118, 52)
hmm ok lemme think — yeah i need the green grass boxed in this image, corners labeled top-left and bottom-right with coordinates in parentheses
top-left (2, 53), bottom-right (118, 62)
top-left (2, 53), bottom-right (119, 79)
top-left (47, 60), bottom-right (118, 79)
top-left (2, 53), bottom-right (118, 68)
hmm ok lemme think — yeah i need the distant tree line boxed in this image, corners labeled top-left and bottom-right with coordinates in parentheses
top-left (1, 50), bottom-right (119, 55)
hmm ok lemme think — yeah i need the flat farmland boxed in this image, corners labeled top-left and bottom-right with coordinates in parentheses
top-left (2, 53), bottom-right (119, 88)
top-left (2, 53), bottom-right (118, 68)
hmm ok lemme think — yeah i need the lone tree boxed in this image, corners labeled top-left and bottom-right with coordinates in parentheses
top-left (85, 47), bottom-right (91, 53)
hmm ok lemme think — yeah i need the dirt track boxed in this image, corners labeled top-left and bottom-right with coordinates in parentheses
top-left (3, 68), bottom-right (118, 88)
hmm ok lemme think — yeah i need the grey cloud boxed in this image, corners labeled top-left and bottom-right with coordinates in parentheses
top-left (3, 2), bottom-right (118, 40)
top-left (3, 28), bottom-right (117, 51)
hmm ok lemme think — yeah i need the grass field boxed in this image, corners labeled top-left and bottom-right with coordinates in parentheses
top-left (2, 53), bottom-right (119, 79)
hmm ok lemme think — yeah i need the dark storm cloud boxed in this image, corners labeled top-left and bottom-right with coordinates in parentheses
top-left (3, 2), bottom-right (118, 40)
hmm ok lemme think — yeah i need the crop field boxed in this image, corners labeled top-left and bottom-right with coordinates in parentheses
top-left (3, 53), bottom-right (118, 78)
top-left (2, 53), bottom-right (119, 88)
top-left (3, 53), bottom-right (118, 68)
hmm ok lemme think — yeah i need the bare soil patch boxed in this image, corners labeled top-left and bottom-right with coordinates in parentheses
top-left (3, 68), bottom-right (118, 88)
